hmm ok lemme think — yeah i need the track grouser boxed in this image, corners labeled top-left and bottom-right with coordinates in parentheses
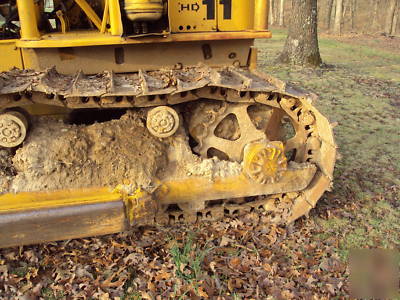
top-left (0, 0), bottom-right (336, 248)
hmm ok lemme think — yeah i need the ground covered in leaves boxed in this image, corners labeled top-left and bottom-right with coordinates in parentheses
top-left (0, 31), bottom-right (399, 299)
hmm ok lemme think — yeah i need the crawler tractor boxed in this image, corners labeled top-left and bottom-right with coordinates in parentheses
top-left (0, 0), bottom-right (336, 248)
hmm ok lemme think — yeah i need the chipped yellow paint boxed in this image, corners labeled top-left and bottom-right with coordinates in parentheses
top-left (0, 188), bottom-right (121, 213)
top-left (156, 166), bottom-right (316, 205)
top-left (115, 186), bottom-right (150, 225)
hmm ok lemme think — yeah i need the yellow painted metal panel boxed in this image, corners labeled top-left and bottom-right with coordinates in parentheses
top-left (16, 0), bottom-right (40, 40)
top-left (101, 0), bottom-right (110, 33)
top-left (20, 48), bottom-right (39, 69)
top-left (254, 0), bottom-right (269, 31)
top-left (0, 40), bottom-right (23, 71)
top-left (0, 187), bottom-right (121, 213)
top-left (217, 0), bottom-right (254, 31)
top-left (109, 0), bottom-right (124, 35)
top-left (169, 0), bottom-right (217, 33)
top-left (156, 167), bottom-right (316, 204)
top-left (74, 0), bottom-right (102, 30)
top-left (15, 31), bottom-right (271, 48)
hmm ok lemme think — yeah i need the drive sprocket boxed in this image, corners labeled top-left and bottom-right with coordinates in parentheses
top-left (0, 66), bottom-right (336, 227)
top-left (188, 101), bottom-right (281, 162)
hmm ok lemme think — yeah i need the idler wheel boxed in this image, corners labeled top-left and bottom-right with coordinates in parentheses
top-left (146, 106), bottom-right (179, 138)
top-left (0, 111), bottom-right (28, 148)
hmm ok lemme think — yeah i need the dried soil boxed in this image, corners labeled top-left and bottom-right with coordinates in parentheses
top-left (0, 149), bottom-right (15, 193)
top-left (7, 111), bottom-right (168, 193)
top-left (1, 110), bottom-right (242, 194)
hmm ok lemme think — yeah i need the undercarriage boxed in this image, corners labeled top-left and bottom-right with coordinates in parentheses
top-left (0, 65), bottom-right (336, 247)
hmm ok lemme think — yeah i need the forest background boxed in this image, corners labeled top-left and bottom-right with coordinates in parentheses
top-left (269, 0), bottom-right (399, 36)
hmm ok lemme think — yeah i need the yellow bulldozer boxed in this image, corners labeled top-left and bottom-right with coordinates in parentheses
top-left (0, 0), bottom-right (336, 248)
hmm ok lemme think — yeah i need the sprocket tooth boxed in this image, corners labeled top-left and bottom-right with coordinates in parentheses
top-left (188, 101), bottom-right (270, 162)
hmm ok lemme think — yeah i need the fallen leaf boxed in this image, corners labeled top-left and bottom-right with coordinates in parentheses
top-left (229, 257), bottom-right (241, 269)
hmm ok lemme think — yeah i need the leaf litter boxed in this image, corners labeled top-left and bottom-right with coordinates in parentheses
top-left (0, 214), bottom-right (348, 299)
top-left (1, 33), bottom-right (399, 299)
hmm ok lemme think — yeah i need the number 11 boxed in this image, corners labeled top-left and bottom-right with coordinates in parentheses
top-left (202, 0), bottom-right (232, 20)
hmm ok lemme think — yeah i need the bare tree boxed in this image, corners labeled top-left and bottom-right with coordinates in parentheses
top-left (279, 0), bottom-right (285, 26)
top-left (341, 0), bottom-right (349, 31)
top-left (274, 0), bottom-right (280, 25)
top-left (277, 0), bottom-right (322, 66)
top-left (385, 0), bottom-right (398, 34)
top-left (342, 0), bottom-right (348, 20)
top-left (350, 0), bottom-right (357, 30)
top-left (333, 0), bottom-right (343, 34)
top-left (269, 0), bottom-right (275, 25)
top-left (326, 0), bottom-right (335, 29)
top-left (391, 4), bottom-right (399, 34)
top-left (371, 0), bottom-right (379, 30)
top-left (330, 0), bottom-right (337, 31)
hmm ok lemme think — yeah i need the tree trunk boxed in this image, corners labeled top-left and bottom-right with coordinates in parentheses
top-left (371, 0), bottom-right (379, 30)
top-left (341, 0), bottom-right (348, 31)
top-left (333, 0), bottom-right (343, 34)
top-left (350, 0), bottom-right (356, 30)
top-left (391, 4), bottom-right (398, 35)
top-left (279, 0), bottom-right (285, 26)
top-left (269, 0), bottom-right (275, 25)
top-left (385, 0), bottom-right (397, 34)
top-left (274, 0), bottom-right (280, 26)
top-left (330, 0), bottom-right (337, 31)
top-left (277, 0), bottom-right (322, 67)
top-left (326, 0), bottom-right (334, 29)
top-left (342, 0), bottom-right (348, 19)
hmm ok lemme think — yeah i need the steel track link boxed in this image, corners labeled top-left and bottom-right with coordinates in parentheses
top-left (0, 66), bottom-right (337, 224)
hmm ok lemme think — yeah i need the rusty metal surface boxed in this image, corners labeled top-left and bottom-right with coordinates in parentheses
top-left (0, 66), bottom-right (281, 99)
top-left (0, 201), bottom-right (129, 248)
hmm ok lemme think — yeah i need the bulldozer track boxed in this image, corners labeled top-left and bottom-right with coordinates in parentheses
top-left (0, 65), bottom-right (336, 225)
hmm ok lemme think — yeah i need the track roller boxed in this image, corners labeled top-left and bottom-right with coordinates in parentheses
top-left (146, 106), bottom-right (180, 138)
top-left (0, 111), bottom-right (28, 148)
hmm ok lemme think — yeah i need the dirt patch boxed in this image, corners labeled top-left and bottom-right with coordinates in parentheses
top-left (0, 149), bottom-right (15, 193)
top-left (164, 129), bottom-right (242, 181)
top-left (1, 110), bottom-right (243, 194)
top-left (8, 111), bottom-right (168, 193)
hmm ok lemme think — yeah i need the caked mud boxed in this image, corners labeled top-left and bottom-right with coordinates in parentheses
top-left (0, 110), bottom-right (242, 194)
top-left (0, 66), bottom-right (336, 225)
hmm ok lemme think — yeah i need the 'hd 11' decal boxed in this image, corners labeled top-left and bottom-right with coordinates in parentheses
top-left (178, 1), bottom-right (232, 20)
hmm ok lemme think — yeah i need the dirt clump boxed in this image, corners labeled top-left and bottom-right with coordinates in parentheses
top-left (163, 128), bottom-right (242, 181)
top-left (9, 111), bottom-right (168, 193)
top-left (0, 149), bottom-right (15, 193)
top-left (185, 158), bottom-right (241, 180)
top-left (1, 109), bottom-right (243, 194)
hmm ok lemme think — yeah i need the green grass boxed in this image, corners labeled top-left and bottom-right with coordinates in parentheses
top-left (4, 30), bottom-right (398, 299)
top-left (257, 29), bottom-right (400, 259)
top-left (121, 292), bottom-right (142, 300)
top-left (316, 199), bottom-right (400, 260)
top-left (10, 265), bottom-right (29, 277)
top-left (40, 288), bottom-right (65, 300)
top-left (170, 234), bottom-right (210, 283)
top-left (168, 234), bottom-right (214, 298)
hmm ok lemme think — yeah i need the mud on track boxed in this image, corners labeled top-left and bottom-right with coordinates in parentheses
top-left (0, 110), bottom-right (242, 194)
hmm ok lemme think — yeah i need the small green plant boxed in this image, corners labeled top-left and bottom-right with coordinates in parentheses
top-left (40, 287), bottom-right (65, 300)
top-left (170, 234), bottom-right (211, 283)
top-left (10, 265), bottom-right (29, 277)
top-left (122, 292), bottom-right (142, 300)
top-left (171, 235), bottom-right (212, 283)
